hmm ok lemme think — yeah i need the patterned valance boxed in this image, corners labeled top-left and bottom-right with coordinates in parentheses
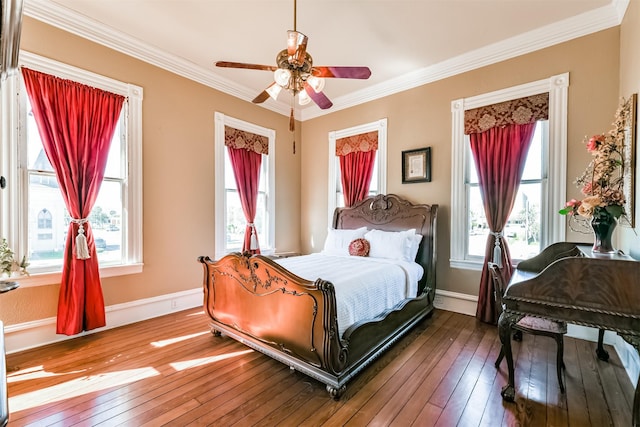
top-left (224, 125), bottom-right (269, 155)
top-left (464, 93), bottom-right (549, 135)
top-left (336, 131), bottom-right (378, 156)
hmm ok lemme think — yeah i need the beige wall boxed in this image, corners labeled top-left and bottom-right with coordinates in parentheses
top-left (0, 14), bottom-right (631, 326)
top-left (301, 28), bottom-right (621, 296)
top-left (619, 0), bottom-right (640, 259)
top-left (0, 17), bottom-right (302, 325)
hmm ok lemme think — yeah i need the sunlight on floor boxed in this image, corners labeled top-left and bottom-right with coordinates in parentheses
top-left (150, 331), bottom-right (209, 348)
top-left (9, 367), bottom-right (161, 412)
top-left (169, 349), bottom-right (254, 371)
top-left (7, 365), bottom-right (85, 384)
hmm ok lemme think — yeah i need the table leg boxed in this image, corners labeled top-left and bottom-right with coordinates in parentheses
top-left (498, 312), bottom-right (516, 402)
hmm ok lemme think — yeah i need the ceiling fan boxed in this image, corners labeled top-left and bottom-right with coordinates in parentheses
top-left (215, 0), bottom-right (371, 135)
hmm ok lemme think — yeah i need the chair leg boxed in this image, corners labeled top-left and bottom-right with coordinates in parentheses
top-left (556, 335), bottom-right (565, 393)
top-left (495, 345), bottom-right (505, 368)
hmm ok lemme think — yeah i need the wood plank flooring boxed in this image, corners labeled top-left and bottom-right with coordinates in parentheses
top-left (5, 308), bottom-right (635, 426)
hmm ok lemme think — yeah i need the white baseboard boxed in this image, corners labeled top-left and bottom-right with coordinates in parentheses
top-left (434, 289), bottom-right (639, 385)
top-left (3, 288), bottom-right (203, 354)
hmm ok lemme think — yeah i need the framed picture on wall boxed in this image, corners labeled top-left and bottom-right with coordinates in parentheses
top-left (622, 93), bottom-right (637, 227)
top-left (402, 147), bottom-right (431, 183)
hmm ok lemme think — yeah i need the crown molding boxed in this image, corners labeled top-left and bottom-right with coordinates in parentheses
top-left (24, 0), bottom-right (627, 122)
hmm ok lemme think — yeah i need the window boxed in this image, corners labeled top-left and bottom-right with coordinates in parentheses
top-left (214, 113), bottom-right (275, 258)
top-left (0, 51), bottom-right (143, 285)
top-left (467, 121), bottom-right (547, 260)
top-left (328, 118), bottom-right (387, 223)
top-left (37, 209), bottom-right (52, 229)
top-left (450, 73), bottom-right (568, 270)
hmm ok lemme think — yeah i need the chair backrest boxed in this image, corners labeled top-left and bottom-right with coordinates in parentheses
top-left (487, 262), bottom-right (507, 316)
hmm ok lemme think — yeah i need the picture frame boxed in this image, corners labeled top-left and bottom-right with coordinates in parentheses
top-left (622, 93), bottom-right (637, 227)
top-left (402, 147), bottom-right (431, 183)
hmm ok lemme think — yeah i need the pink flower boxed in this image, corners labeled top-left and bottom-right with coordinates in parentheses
top-left (586, 134), bottom-right (605, 152)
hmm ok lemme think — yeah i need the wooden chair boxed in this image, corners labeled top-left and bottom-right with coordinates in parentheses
top-left (489, 262), bottom-right (567, 393)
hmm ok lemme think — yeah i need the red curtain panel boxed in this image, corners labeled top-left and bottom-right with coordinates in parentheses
top-left (469, 122), bottom-right (537, 324)
top-left (22, 68), bottom-right (124, 335)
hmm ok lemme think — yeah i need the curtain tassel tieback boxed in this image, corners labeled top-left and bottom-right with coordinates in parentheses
top-left (490, 231), bottom-right (503, 267)
top-left (248, 223), bottom-right (259, 251)
top-left (71, 218), bottom-right (91, 260)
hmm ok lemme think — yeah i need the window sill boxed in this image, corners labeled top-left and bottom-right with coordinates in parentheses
top-left (450, 258), bottom-right (484, 271)
top-left (11, 263), bottom-right (144, 288)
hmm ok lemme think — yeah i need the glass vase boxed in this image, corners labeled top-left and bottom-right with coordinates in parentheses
top-left (591, 214), bottom-right (617, 254)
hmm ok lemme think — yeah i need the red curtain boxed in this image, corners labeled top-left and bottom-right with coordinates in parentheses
top-left (227, 146), bottom-right (262, 254)
top-left (470, 122), bottom-right (536, 324)
top-left (340, 150), bottom-right (376, 207)
top-left (22, 68), bottom-right (124, 335)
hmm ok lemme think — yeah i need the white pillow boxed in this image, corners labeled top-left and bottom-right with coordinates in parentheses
top-left (364, 228), bottom-right (417, 262)
top-left (409, 234), bottom-right (423, 261)
top-left (322, 226), bottom-right (368, 256)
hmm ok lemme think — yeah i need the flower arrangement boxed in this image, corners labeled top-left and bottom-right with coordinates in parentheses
top-left (559, 102), bottom-right (629, 225)
top-left (0, 238), bottom-right (29, 278)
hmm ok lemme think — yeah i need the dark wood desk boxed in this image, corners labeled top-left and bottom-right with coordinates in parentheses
top-left (498, 242), bottom-right (640, 425)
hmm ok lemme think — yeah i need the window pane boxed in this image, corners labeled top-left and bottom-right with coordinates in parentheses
top-left (225, 189), bottom-right (244, 252)
top-left (91, 180), bottom-right (124, 264)
top-left (521, 122), bottom-right (544, 180)
top-left (467, 182), bottom-right (541, 260)
top-left (104, 116), bottom-right (124, 178)
top-left (28, 174), bottom-right (67, 268)
top-left (467, 185), bottom-right (487, 257)
top-left (508, 182), bottom-right (542, 260)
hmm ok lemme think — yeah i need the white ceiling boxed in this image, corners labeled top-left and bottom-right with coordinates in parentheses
top-left (24, 0), bottom-right (626, 120)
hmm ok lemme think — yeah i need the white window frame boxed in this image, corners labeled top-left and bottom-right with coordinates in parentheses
top-left (214, 112), bottom-right (275, 259)
top-left (327, 118), bottom-right (387, 224)
top-left (0, 51), bottom-right (144, 287)
top-left (450, 73), bottom-right (568, 270)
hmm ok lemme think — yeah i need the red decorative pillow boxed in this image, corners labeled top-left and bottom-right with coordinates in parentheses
top-left (348, 238), bottom-right (370, 257)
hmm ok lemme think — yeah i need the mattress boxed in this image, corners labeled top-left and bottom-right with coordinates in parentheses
top-left (275, 253), bottom-right (424, 336)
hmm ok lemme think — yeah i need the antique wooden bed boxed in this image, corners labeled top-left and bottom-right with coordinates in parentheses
top-left (198, 194), bottom-right (438, 398)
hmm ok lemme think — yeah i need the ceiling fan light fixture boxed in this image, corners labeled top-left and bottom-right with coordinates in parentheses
top-left (307, 75), bottom-right (325, 93)
top-left (287, 30), bottom-right (308, 67)
top-left (266, 83), bottom-right (282, 100)
top-left (297, 89), bottom-right (311, 105)
top-left (274, 68), bottom-right (291, 87)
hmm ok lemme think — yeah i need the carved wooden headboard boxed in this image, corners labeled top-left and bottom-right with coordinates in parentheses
top-left (332, 194), bottom-right (438, 296)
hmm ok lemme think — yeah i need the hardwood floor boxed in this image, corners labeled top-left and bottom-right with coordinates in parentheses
top-left (5, 308), bottom-right (635, 426)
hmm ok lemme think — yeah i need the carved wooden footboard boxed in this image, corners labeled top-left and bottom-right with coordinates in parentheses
top-left (199, 253), bottom-right (349, 379)
top-left (199, 194), bottom-right (438, 398)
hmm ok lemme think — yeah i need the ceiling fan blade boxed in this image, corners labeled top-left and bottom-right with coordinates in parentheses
top-left (216, 61), bottom-right (278, 72)
top-left (304, 84), bottom-right (333, 110)
top-left (312, 66), bottom-right (371, 79)
top-left (252, 83), bottom-right (277, 104)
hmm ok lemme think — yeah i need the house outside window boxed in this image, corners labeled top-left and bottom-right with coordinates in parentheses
top-left (450, 73), bottom-right (568, 270)
top-left (37, 209), bottom-right (52, 229)
top-left (0, 51), bottom-right (143, 285)
top-left (214, 113), bottom-right (275, 258)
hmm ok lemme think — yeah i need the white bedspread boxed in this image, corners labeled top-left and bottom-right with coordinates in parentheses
top-left (274, 253), bottom-right (424, 337)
